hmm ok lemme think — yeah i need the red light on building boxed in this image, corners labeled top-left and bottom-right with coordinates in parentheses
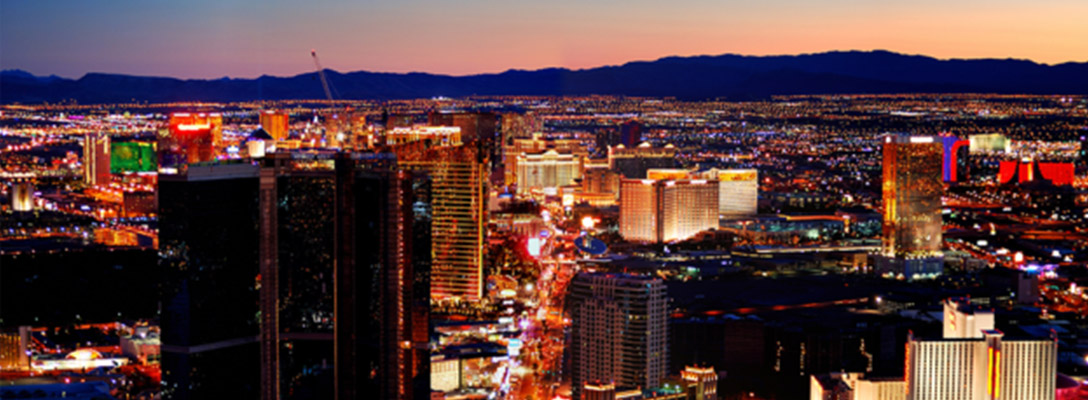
top-left (1040, 162), bottom-right (1074, 186)
top-left (998, 160), bottom-right (1073, 186)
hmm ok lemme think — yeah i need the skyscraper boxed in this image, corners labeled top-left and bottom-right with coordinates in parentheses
top-left (877, 135), bottom-right (944, 279)
top-left (694, 168), bottom-right (758, 217)
top-left (399, 145), bottom-right (487, 302)
top-left (159, 162), bottom-right (262, 400)
top-left (568, 272), bottom-right (668, 400)
top-left (905, 330), bottom-right (1056, 400)
top-left (83, 132), bottom-right (111, 186)
top-left (160, 113), bottom-right (221, 171)
top-left (619, 178), bottom-right (719, 243)
top-left (161, 154), bottom-right (430, 400)
top-left (333, 154), bottom-right (430, 400)
top-left (428, 111), bottom-right (498, 179)
top-left (500, 112), bottom-right (542, 186)
top-left (942, 297), bottom-right (994, 339)
top-left (260, 110), bottom-right (290, 142)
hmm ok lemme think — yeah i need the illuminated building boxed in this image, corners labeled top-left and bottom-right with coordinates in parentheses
top-left (500, 112), bottom-right (541, 185)
top-left (609, 143), bottom-right (680, 179)
top-left (695, 168), bottom-right (758, 217)
top-left (810, 373), bottom-right (904, 400)
top-left (997, 160), bottom-right (1074, 186)
top-left (259, 110), bottom-right (290, 141)
top-left (83, 132), bottom-right (111, 186)
top-left (428, 111), bottom-right (498, 178)
top-left (620, 178), bottom-right (719, 243)
top-left (942, 297), bottom-right (994, 339)
top-left (905, 330), bottom-right (1056, 400)
top-left (110, 141), bottom-right (157, 173)
top-left (428, 111), bottom-right (497, 144)
top-left (877, 135), bottom-right (943, 280)
top-left (584, 382), bottom-right (618, 400)
top-left (569, 273), bottom-right (668, 400)
top-left (0, 327), bottom-right (31, 371)
top-left (940, 136), bottom-right (970, 183)
top-left (506, 132), bottom-right (585, 187)
top-left (246, 128), bottom-right (273, 158)
top-left (400, 146), bottom-right (487, 302)
top-left (516, 149), bottom-right (581, 195)
top-left (681, 366), bottom-right (718, 400)
top-left (11, 181), bottom-right (34, 212)
top-left (386, 126), bottom-right (462, 147)
top-left (579, 165), bottom-right (621, 206)
top-left (968, 134), bottom-right (1010, 154)
top-left (160, 113), bottom-right (222, 171)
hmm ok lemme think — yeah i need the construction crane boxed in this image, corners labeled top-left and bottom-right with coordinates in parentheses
top-left (311, 49), bottom-right (334, 101)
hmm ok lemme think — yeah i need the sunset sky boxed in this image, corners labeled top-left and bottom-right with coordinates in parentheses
top-left (3, 0), bottom-right (1087, 79)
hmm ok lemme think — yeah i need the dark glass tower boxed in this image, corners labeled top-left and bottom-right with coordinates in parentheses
top-left (160, 153), bottom-right (430, 400)
top-left (159, 163), bottom-right (262, 400)
top-left (334, 154), bottom-right (431, 400)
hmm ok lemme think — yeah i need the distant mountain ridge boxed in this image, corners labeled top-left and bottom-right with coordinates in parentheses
top-left (3, 50), bottom-right (1087, 104)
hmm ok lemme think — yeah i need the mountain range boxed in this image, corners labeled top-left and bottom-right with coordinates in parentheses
top-left (3, 50), bottom-right (1087, 104)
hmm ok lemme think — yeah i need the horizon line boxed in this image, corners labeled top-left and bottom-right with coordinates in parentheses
top-left (5, 48), bottom-right (1087, 82)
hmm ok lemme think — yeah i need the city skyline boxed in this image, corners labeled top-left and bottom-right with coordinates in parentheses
top-left (3, 0), bottom-right (1088, 79)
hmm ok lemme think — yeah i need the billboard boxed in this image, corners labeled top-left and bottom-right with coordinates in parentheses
top-left (110, 141), bottom-right (157, 173)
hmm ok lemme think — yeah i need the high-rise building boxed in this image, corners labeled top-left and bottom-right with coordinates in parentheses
top-left (579, 165), bottom-right (621, 205)
top-left (505, 132), bottom-right (585, 187)
top-left (260, 110), bottom-right (290, 142)
top-left (583, 382), bottom-right (618, 400)
top-left (905, 330), bottom-right (1056, 400)
top-left (399, 145), bottom-right (487, 302)
top-left (159, 162), bottom-right (262, 400)
top-left (333, 154), bottom-right (431, 400)
top-left (0, 326), bottom-right (31, 371)
top-left (609, 143), bottom-right (680, 179)
top-left (385, 126), bottom-right (462, 147)
top-left (940, 136), bottom-right (970, 183)
top-left (619, 178), bottom-right (719, 243)
top-left (500, 112), bottom-right (542, 185)
top-left (161, 154), bottom-right (430, 400)
top-left (877, 135), bottom-right (944, 279)
top-left (810, 372), bottom-right (905, 400)
top-left (681, 366), bottom-right (718, 400)
top-left (160, 113), bottom-right (222, 171)
top-left (516, 149), bottom-right (582, 195)
top-left (694, 169), bottom-right (758, 217)
top-left (568, 273), bottom-right (668, 400)
top-left (942, 298), bottom-right (994, 339)
top-left (84, 132), bottom-right (111, 186)
top-left (11, 181), bottom-right (34, 212)
top-left (428, 112), bottom-right (498, 178)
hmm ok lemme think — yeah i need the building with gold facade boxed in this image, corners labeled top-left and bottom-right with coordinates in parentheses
top-left (620, 177), bottom-right (718, 243)
top-left (878, 135), bottom-right (944, 279)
